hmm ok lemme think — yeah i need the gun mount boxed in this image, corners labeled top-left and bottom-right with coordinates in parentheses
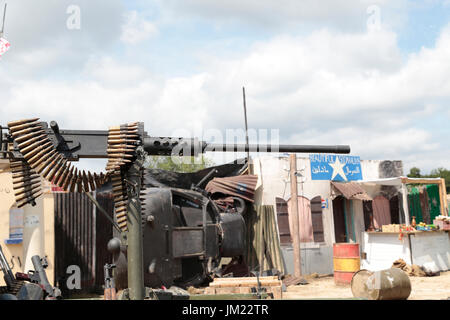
top-left (0, 118), bottom-right (350, 300)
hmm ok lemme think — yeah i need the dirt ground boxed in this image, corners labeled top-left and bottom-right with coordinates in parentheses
top-left (283, 271), bottom-right (450, 300)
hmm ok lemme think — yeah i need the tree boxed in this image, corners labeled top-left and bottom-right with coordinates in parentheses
top-left (407, 167), bottom-right (422, 178)
top-left (407, 167), bottom-right (450, 193)
top-left (145, 155), bottom-right (214, 173)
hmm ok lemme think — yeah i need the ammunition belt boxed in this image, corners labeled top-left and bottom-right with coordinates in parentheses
top-left (106, 123), bottom-right (139, 232)
top-left (7, 119), bottom-right (143, 232)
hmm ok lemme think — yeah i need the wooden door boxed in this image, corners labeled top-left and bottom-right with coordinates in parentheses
top-left (372, 195), bottom-right (391, 229)
top-left (332, 196), bottom-right (347, 243)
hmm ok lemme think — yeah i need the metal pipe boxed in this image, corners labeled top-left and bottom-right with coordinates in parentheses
top-left (126, 147), bottom-right (145, 300)
top-left (206, 143), bottom-right (351, 154)
top-left (84, 192), bottom-right (121, 233)
top-left (289, 154), bottom-right (302, 277)
top-left (242, 87), bottom-right (250, 164)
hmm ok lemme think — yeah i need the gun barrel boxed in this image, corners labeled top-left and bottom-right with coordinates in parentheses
top-left (144, 137), bottom-right (350, 156)
top-left (31, 255), bottom-right (54, 297)
top-left (205, 143), bottom-right (351, 154)
top-left (0, 245), bottom-right (15, 287)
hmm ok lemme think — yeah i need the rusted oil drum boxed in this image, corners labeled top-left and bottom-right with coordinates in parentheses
top-left (351, 268), bottom-right (411, 300)
top-left (333, 243), bottom-right (360, 285)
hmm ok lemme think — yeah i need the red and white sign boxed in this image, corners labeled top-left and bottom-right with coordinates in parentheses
top-left (0, 38), bottom-right (10, 56)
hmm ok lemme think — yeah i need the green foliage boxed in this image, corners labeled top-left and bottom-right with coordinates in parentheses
top-left (145, 155), bottom-right (214, 173)
top-left (407, 167), bottom-right (421, 178)
top-left (407, 167), bottom-right (450, 193)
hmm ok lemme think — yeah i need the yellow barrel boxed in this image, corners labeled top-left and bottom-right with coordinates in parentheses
top-left (333, 243), bottom-right (360, 285)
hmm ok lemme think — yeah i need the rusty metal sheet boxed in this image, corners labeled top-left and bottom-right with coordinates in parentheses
top-left (205, 175), bottom-right (258, 202)
top-left (331, 182), bottom-right (372, 201)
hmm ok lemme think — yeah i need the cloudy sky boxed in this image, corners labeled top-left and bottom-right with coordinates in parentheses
top-left (1, 0), bottom-right (450, 174)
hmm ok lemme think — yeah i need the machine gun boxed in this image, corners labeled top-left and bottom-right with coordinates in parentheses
top-left (104, 263), bottom-right (117, 300)
top-left (0, 118), bottom-right (350, 299)
top-left (0, 245), bottom-right (60, 300)
top-left (0, 245), bottom-right (15, 289)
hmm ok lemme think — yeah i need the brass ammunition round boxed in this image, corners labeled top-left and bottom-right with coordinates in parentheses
top-left (12, 171), bottom-right (34, 179)
top-left (111, 174), bottom-right (123, 181)
top-left (11, 166), bottom-right (34, 174)
top-left (112, 186), bottom-right (124, 193)
top-left (15, 188), bottom-right (42, 202)
top-left (31, 148), bottom-right (56, 170)
top-left (118, 221), bottom-right (127, 228)
top-left (108, 153), bottom-right (134, 158)
top-left (20, 136), bottom-right (51, 155)
top-left (14, 184), bottom-right (41, 197)
top-left (113, 195), bottom-right (128, 202)
top-left (107, 139), bottom-right (138, 144)
top-left (37, 153), bottom-right (61, 174)
top-left (17, 190), bottom-right (43, 208)
top-left (47, 159), bottom-right (67, 182)
top-left (17, 133), bottom-right (48, 148)
top-left (13, 129), bottom-right (45, 143)
top-left (62, 166), bottom-right (75, 190)
top-left (11, 125), bottom-right (43, 138)
top-left (116, 216), bottom-right (127, 224)
top-left (114, 200), bottom-right (127, 207)
top-left (7, 118), bottom-right (40, 128)
top-left (69, 169), bottom-right (79, 192)
top-left (87, 172), bottom-right (96, 191)
top-left (53, 162), bottom-right (70, 186)
top-left (116, 214), bottom-right (127, 221)
top-left (24, 141), bottom-right (54, 161)
top-left (108, 144), bottom-right (136, 150)
top-left (107, 135), bottom-right (139, 140)
top-left (13, 178), bottom-right (41, 188)
top-left (9, 161), bottom-right (28, 168)
top-left (12, 174), bottom-right (40, 183)
top-left (8, 121), bottom-right (41, 133)
top-left (27, 145), bottom-right (54, 165)
top-left (42, 156), bottom-right (63, 178)
top-left (115, 206), bottom-right (127, 214)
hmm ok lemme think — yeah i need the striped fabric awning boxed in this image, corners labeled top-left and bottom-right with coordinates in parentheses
top-left (205, 175), bottom-right (258, 202)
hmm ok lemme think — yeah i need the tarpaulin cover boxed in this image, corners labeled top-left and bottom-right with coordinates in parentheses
top-left (142, 159), bottom-right (247, 190)
top-left (205, 174), bottom-right (258, 203)
top-left (244, 204), bottom-right (285, 275)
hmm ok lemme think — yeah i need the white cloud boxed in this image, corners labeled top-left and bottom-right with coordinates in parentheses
top-left (3, 17), bottom-right (450, 173)
top-left (157, 0), bottom-right (408, 32)
top-left (120, 11), bottom-right (158, 45)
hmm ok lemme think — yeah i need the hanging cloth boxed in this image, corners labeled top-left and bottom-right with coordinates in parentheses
top-left (408, 187), bottom-right (423, 223)
top-left (426, 184), bottom-right (441, 223)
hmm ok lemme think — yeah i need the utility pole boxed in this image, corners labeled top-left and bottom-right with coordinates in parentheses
top-left (289, 153), bottom-right (302, 277)
top-left (242, 87), bottom-right (250, 173)
top-left (1, 3), bottom-right (7, 38)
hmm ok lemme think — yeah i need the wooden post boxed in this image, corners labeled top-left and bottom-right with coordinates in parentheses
top-left (401, 183), bottom-right (410, 226)
top-left (440, 178), bottom-right (448, 216)
top-left (289, 154), bottom-right (302, 277)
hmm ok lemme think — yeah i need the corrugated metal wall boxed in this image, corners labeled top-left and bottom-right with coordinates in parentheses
top-left (94, 192), bottom-right (114, 289)
top-left (54, 192), bottom-right (114, 296)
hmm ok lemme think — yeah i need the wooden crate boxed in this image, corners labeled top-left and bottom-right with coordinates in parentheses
top-left (434, 219), bottom-right (450, 231)
top-left (382, 224), bottom-right (400, 233)
top-left (205, 276), bottom-right (282, 299)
